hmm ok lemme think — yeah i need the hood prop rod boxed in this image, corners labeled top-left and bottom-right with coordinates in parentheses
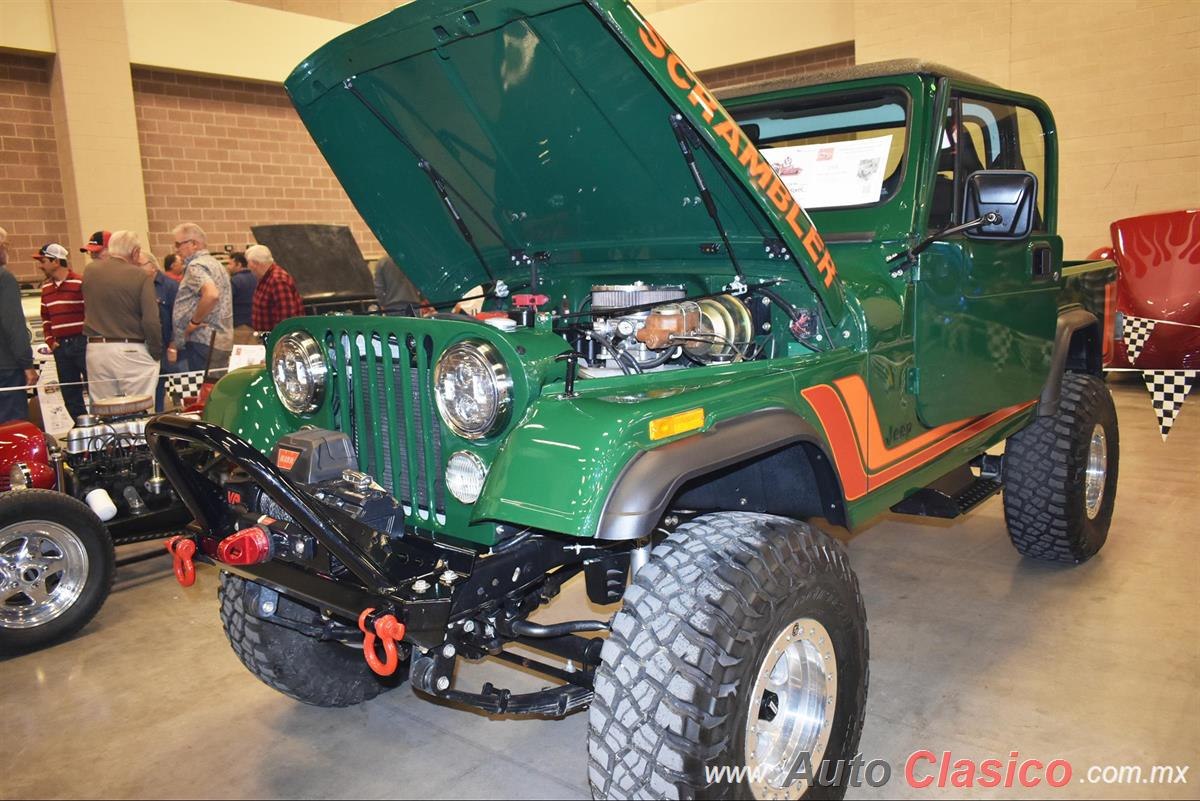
top-left (417, 159), bottom-right (495, 282)
top-left (668, 113), bottom-right (745, 289)
top-left (343, 78), bottom-right (497, 282)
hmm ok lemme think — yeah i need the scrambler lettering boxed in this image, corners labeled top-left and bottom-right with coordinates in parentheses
top-left (633, 16), bottom-right (839, 288)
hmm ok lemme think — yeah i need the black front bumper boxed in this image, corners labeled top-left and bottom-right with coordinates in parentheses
top-left (145, 415), bottom-right (473, 645)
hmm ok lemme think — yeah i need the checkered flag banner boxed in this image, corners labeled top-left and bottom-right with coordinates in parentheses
top-left (165, 370), bottom-right (207, 401)
top-left (1122, 316), bottom-right (1156, 364)
top-left (1141, 370), bottom-right (1197, 441)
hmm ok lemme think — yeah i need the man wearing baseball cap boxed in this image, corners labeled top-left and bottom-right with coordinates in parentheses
top-left (35, 243), bottom-right (88, 422)
top-left (81, 230), bottom-right (111, 260)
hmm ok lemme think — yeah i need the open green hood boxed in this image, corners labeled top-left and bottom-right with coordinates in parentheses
top-left (285, 0), bottom-right (846, 322)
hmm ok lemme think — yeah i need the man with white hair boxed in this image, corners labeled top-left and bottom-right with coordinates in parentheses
top-left (247, 244), bottom-right (304, 333)
top-left (169, 222), bottom-right (232, 373)
top-left (81, 230), bottom-right (161, 402)
top-left (0, 226), bottom-right (38, 423)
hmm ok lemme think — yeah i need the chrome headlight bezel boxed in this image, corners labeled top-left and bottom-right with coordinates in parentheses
top-left (272, 331), bottom-right (328, 415)
top-left (433, 340), bottom-right (512, 440)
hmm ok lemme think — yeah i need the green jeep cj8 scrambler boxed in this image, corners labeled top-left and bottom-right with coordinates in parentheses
top-left (147, 0), bottom-right (1118, 797)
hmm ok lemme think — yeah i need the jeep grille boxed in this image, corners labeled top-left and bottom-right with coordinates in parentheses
top-left (326, 330), bottom-right (445, 523)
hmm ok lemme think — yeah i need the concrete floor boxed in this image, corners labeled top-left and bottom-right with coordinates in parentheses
top-left (2, 379), bottom-right (1197, 800)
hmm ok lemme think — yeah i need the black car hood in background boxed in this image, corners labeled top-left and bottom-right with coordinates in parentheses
top-left (250, 224), bottom-right (376, 305)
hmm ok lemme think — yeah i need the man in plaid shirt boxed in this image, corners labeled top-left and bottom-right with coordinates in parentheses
top-left (247, 245), bottom-right (304, 333)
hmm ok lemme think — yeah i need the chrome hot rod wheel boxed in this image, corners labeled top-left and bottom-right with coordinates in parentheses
top-left (0, 490), bottom-right (114, 653)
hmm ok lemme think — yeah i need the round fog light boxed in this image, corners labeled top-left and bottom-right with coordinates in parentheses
top-left (445, 451), bottom-right (487, 504)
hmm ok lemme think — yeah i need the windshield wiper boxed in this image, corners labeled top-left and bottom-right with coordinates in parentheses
top-left (668, 113), bottom-right (746, 289)
top-left (343, 77), bottom-right (501, 284)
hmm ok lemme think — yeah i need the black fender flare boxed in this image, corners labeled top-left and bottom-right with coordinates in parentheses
top-left (1039, 308), bottom-right (1102, 416)
top-left (596, 408), bottom-right (843, 541)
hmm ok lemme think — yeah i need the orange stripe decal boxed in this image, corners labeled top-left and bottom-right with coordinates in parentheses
top-left (867, 401), bottom-right (1034, 492)
top-left (802, 379), bottom-right (1035, 501)
top-left (801, 384), bottom-right (870, 500)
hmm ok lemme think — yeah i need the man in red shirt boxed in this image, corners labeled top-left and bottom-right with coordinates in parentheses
top-left (36, 243), bottom-right (88, 421)
top-left (247, 244), bottom-right (304, 333)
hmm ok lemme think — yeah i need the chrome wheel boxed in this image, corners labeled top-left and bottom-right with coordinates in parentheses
top-left (0, 520), bottom-right (89, 629)
top-left (1084, 424), bottom-right (1107, 520)
top-left (744, 617), bottom-right (838, 799)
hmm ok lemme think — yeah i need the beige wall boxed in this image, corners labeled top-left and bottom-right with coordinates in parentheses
top-left (0, 1), bottom-right (55, 54)
top-left (855, 0), bottom-right (1200, 258)
top-left (48, 0), bottom-right (148, 257)
top-left (234, 0), bottom-right (403, 25)
top-left (125, 0), bottom-right (354, 84)
top-left (648, 0), bottom-right (854, 71)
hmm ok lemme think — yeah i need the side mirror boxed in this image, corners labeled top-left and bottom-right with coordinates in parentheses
top-left (962, 170), bottom-right (1037, 240)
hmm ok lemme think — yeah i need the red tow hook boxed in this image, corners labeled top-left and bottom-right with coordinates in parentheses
top-left (217, 526), bottom-right (273, 565)
top-left (358, 608), bottom-right (407, 676)
top-left (165, 536), bottom-right (197, 587)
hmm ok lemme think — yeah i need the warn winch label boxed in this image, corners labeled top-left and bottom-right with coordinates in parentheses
top-left (275, 447), bottom-right (301, 471)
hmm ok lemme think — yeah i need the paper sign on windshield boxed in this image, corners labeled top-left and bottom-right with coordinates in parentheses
top-left (762, 135), bottom-right (894, 209)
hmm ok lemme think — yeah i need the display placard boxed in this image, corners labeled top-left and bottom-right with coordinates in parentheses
top-left (762, 135), bottom-right (893, 209)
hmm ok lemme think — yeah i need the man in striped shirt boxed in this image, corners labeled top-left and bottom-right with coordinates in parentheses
top-left (36, 243), bottom-right (88, 421)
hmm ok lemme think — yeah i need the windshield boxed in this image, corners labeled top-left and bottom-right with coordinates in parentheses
top-left (733, 89), bottom-right (909, 211)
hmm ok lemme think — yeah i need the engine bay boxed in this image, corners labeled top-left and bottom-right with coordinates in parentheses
top-left (569, 283), bottom-right (760, 377)
top-left (453, 276), bottom-right (828, 379)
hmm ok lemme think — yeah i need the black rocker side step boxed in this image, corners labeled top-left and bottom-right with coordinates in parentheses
top-left (891, 464), bottom-right (1002, 519)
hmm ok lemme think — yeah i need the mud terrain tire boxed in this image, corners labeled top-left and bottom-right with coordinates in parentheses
top-left (218, 572), bottom-right (406, 706)
top-left (588, 512), bottom-right (868, 800)
top-left (1003, 372), bottom-right (1119, 563)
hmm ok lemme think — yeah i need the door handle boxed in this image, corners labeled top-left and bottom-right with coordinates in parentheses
top-left (1031, 244), bottom-right (1055, 281)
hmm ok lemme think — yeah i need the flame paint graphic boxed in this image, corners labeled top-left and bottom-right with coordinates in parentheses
top-left (1111, 209), bottom-right (1200, 369)
top-left (1119, 211), bottom-right (1200, 277)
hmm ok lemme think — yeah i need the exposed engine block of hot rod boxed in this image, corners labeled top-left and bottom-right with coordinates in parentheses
top-left (2, 410), bottom-right (190, 529)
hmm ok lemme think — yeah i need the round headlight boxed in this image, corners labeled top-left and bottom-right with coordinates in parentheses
top-left (433, 341), bottom-right (512, 439)
top-left (9, 462), bottom-right (31, 491)
top-left (272, 332), bottom-right (327, 414)
top-left (445, 451), bottom-right (488, 504)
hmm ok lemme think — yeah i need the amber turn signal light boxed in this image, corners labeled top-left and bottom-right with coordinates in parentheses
top-left (649, 408), bottom-right (705, 441)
